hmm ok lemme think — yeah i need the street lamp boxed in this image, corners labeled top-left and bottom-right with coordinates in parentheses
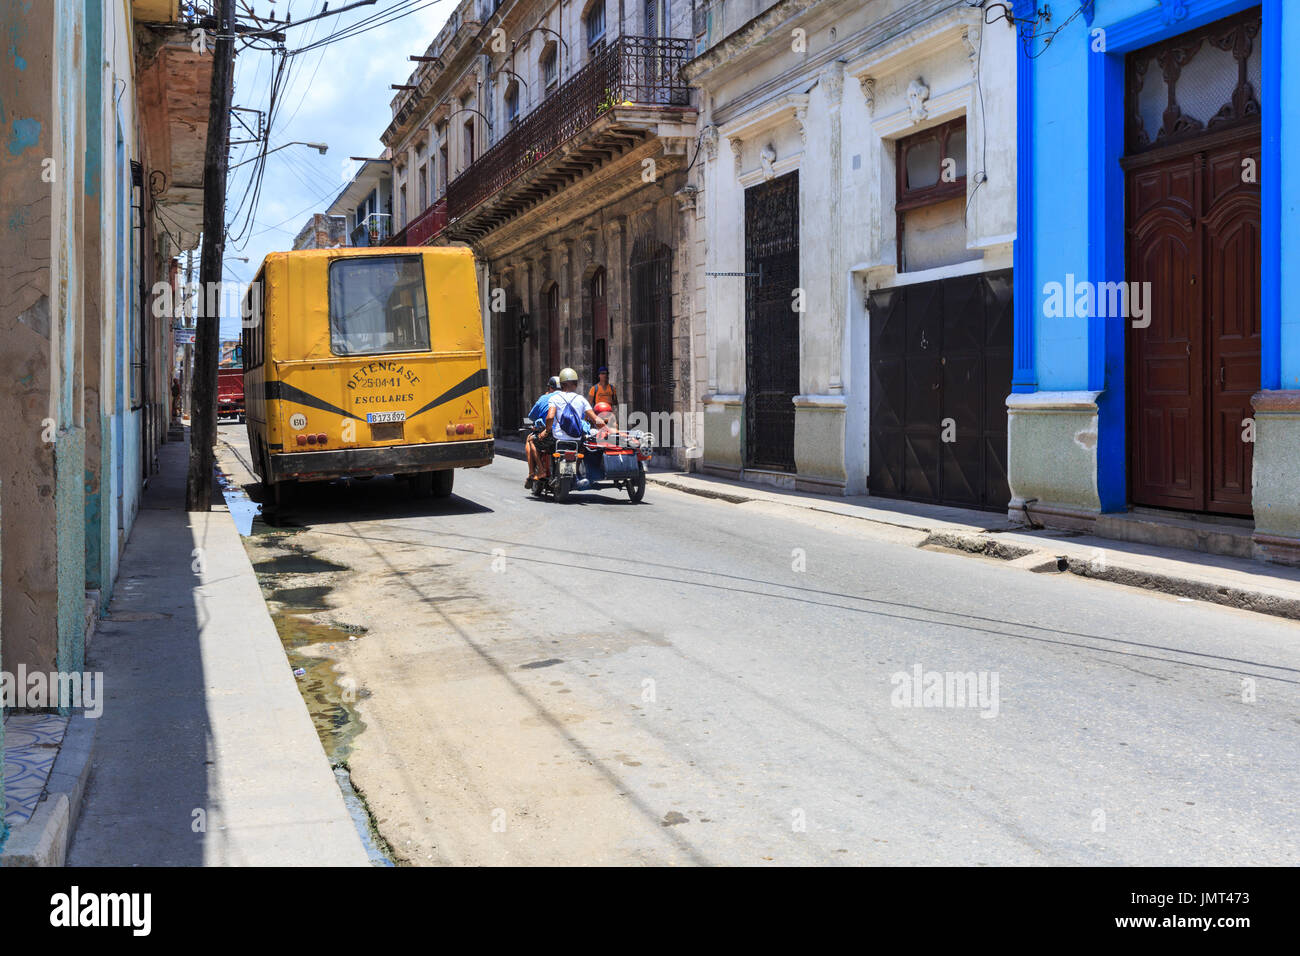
top-left (230, 141), bottom-right (329, 169)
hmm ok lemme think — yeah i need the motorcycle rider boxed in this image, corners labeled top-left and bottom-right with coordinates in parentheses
top-left (525, 375), bottom-right (560, 489)
top-left (547, 367), bottom-right (608, 447)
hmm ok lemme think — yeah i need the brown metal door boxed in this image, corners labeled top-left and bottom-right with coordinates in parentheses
top-left (1126, 134), bottom-right (1259, 516)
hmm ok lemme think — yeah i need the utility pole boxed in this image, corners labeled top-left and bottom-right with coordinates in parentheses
top-left (187, 0), bottom-right (236, 512)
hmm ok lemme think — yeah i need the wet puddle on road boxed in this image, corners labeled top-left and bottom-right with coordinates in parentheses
top-left (271, 610), bottom-right (370, 765)
top-left (219, 470), bottom-right (396, 865)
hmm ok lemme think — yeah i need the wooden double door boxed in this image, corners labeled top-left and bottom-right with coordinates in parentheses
top-left (1126, 131), bottom-right (1261, 516)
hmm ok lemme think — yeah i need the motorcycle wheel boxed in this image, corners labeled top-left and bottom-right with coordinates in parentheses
top-left (626, 465), bottom-right (646, 503)
top-left (554, 475), bottom-right (573, 503)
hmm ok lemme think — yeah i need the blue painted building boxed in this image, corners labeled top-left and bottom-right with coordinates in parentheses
top-left (1007, 0), bottom-right (1299, 563)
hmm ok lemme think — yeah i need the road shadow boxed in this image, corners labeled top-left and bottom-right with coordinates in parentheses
top-left (240, 472), bottom-right (494, 529)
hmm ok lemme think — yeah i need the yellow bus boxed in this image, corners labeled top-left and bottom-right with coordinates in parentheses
top-left (242, 246), bottom-right (493, 503)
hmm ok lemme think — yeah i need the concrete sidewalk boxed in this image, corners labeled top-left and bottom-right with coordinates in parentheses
top-left (66, 433), bottom-right (369, 866)
top-left (496, 437), bottom-right (1300, 623)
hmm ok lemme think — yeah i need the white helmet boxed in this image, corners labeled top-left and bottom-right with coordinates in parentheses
top-left (558, 367), bottom-right (578, 383)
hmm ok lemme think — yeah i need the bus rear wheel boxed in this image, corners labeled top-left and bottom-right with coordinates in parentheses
top-left (410, 471), bottom-right (434, 497)
top-left (431, 469), bottom-right (454, 498)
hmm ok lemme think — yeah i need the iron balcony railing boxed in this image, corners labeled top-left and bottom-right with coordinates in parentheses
top-left (446, 35), bottom-right (691, 222)
top-left (177, 1), bottom-right (215, 25)
top-left (388, 197), bottom-right (447, 247)
top-left (351, 213), bottom-right (392, 247)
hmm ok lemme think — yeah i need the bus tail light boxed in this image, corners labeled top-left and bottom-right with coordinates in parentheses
top-left (296, 434), bottom-right (307, 446)
top-left (306, 433), bottom-right (317, 445)
top-left (316, 433), bottom-right (327, 445)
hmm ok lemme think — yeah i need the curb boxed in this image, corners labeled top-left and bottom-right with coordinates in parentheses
top-left (496, 441), bottom-right (525, 463)
top-left (496, 440), bottom-right (1300, 622)
top-left (0, 714), bottom-right (98, 867)
top-left (1052, 555), bottom-right (1300, 622)
top-left (644, 474), bottom-right (1300, 623)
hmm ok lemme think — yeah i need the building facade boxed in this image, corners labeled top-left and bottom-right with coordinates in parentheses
top-left (685, 0), bottom-right (1017, 500)
top-left (326, 158), bottom-right (395, 247)
top-left (292, 213), bottom-right (349, 251)
top-left (0, 0), bottom-right (207, 841)
top-left (382, 0), bottom-right (700, 462)
top-left (1008, 0), bottom-right (1298, 564)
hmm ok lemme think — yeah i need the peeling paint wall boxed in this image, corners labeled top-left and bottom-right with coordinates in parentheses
top-left (2, 0), bottom-right (64, 673)
top-left (1, 0), bottom-right (170, 685)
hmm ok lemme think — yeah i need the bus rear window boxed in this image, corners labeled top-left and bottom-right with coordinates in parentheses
top-left (328, 255), bottom-right (430, 355)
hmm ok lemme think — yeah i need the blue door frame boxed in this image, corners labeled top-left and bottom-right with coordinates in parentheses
top-left (1012, 0), bottom-right (1281, 511)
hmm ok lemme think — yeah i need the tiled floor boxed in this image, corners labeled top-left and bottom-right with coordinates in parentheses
top-left (3, 713), bottom-right (68, 827)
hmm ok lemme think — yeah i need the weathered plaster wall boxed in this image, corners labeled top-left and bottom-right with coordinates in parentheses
top-left (1, 0), bottom-right (62, 672)
top-left (689, 0), bottom-right (1015, 492)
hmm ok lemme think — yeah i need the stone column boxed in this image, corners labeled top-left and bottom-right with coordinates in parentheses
top-left (1251, 390), bottom-right (1300, 565)
top-left (604, 215), bottom-right (627, 407)
top-left (560, 237), bottom-right (573, 369)
top-left (824, 61), bottom-right (846, 394)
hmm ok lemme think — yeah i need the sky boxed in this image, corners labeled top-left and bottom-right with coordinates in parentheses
top-left (216, 0), bottom-right (455, 341)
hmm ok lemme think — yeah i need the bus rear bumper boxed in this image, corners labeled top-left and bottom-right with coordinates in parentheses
top-left (269, 438), bottom-right (494, 482)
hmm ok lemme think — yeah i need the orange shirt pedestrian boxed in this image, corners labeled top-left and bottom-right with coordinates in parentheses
top-left (588, 367), bottom-right (617, 409)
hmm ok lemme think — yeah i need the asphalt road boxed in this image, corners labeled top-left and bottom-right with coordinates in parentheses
top-left (218, 424), bottom-right (1300, 866)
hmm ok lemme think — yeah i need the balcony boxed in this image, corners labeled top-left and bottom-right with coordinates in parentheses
top-left (350, 213), bottom-right (392, 247)
top-left (387, 197), bottom-right (447, 247)
top-left (444, 35), bottom-right (694, 243)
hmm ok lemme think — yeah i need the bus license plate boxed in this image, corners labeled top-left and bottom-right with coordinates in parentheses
top-left (366, 411), bottom-right (406, 424)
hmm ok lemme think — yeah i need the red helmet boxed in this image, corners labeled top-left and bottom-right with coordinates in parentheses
top-left (594, 402), bottom-right (613, 414)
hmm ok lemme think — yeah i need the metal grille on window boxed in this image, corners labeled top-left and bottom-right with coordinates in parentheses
top-left (744, 171), bottom-right (800, 473)
top-left (1126, 8), bottom-right (1261, 153)
top-left (629, 239), bottom-right (673, 423)
top-left (496, 297), bottom-right (524, 430)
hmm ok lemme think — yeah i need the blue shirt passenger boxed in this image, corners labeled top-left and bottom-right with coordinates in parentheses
top-left (528, 377), bottom-right (561, 429)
